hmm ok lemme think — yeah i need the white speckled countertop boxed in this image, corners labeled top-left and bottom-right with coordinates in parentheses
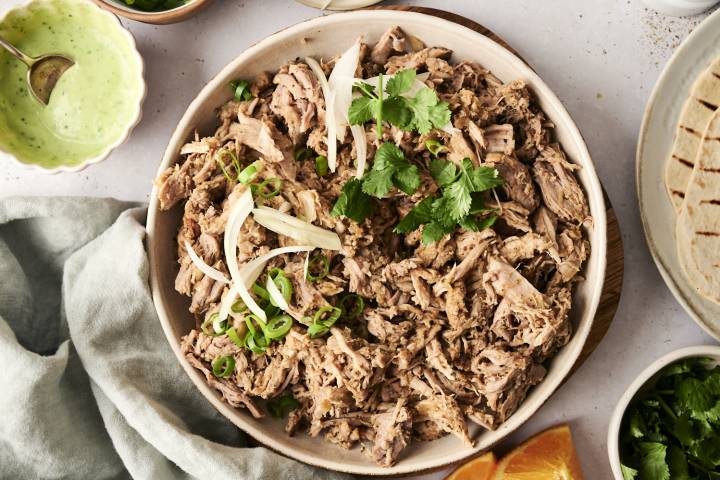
top-left (1, 1), bottom-right (718, 478)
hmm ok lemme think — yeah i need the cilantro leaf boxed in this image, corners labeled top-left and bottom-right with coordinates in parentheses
top-left (621, 464), bottom-right (638, 480)
top-left (361, 142), bottom-right (420, 198)
top-left (459, 215), bottom-right (497, 232)
top-left (348, 96), bottom-right (376, 125)
top-left (331, 178), bottom-right (375, 222)
top-left (442, 176), bottom-right (474, 221)
top-left (394, 197), bottom-right (434, 233)
top-left (421, 221), bottom-right (454, 244)
top-left (430, 158), bottom-right (457, 187)
top-left (677, 378), bottom-right (714, 414)
top-left (382, 97), bottom-right (412, 129)
top-left (385, 69), bottom-right (415, 97)
top-left (470, 163), bottom-right (505, 191)
top-left (638, 442), bottom-right (670, 480)
top-left (667, 446), bottom-right (690, 480)
top-left (404, 87), bottom-right (451, 134)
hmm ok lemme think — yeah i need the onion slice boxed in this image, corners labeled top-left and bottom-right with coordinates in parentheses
top-left (223, 188), bottom-right (254, 285)
top-left (329, 40), bottom-right (361, 140)
top-left (350, 124), bottom-right (368, 178)
top-left (252, 206), bottom-right (342, 251)
top-left (305, 57), bottom-right (337, 173)
top-left (184, 240), bottom-right (230, 284)
top-left (266, 275), bottom-right (289, 311)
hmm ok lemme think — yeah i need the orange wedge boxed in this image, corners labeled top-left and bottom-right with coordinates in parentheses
top-left (494, 425), bottom-right (584, 480)
top-left (446, 451), bottom-right (497, 480)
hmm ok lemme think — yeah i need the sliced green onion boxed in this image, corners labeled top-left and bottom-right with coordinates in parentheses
top-left (216, 149), bottom-right (241, 182)
top-left (306, 254), bottom-right (329, 282)
top-left (267, 394), bottom-right (300, 418)
top-left (294, 147), bottom-right (315, 162)
top-left (231, 299), bottom-right (248, 314)
top-left (315, 155), bottom-right (329, 177)
top-left (314, 306), bottom-right (341, 326)
top-left (339, 294), bottom-right (365, 319)
top-left (425, 139), bottom-right (448, 157)
top-left (244, 314), bottom-right (266, 337)
top-left (257, 178), bottom-right (282, 199)
top-left (212, 314), bottom-right (230, 334)
top-left (226, 327), bottom-right (245, 349)
top-left (230, 79), bottom-right (253, 101)
top-left (212, 356), bottom-right (236, 377)
top-left (237, 161), bottom-right (260, 185)
top-left (245, 330), bottom-right (269, 354)
top-left (201, 313), bottom-right (223, 337)
top-left (267, 269), bottom-right (293, 307)
top-left (252, 283), bottom-right (270, 301)
top-left (308, 322), bottom-right (329, 338)
top-left (264, 314), bottom-right (293, 340)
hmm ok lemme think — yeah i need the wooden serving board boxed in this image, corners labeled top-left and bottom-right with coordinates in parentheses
top-left (368, 5), bottom-right (625, 377)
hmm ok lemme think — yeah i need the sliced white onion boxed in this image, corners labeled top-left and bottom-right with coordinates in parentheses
top-left (303, 251), bottom-right (311, 280)
top-left (329, 40), bottom-right (361, 139)
top-left (241, 246), bottom-right (316, 284)
top-left (252, 206), bottom-right (342, 251)
top-left (184, 240), bottom-right (230, 284)
top-left (237, 278), bottom-right (267, 321)
top-left (350, 124), bottom-right (367, 178)
top-left (305, 57), bottom-right (337, 172)
top-left (218, 283), bottom-right (239, 324)
top-left (266, 275), bottom-right (289, 311)
top-left (223, 188), bottom-right (254, 286)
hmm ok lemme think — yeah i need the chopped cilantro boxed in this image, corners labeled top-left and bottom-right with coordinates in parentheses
top-left (619, 357), bottom-right (720, 480)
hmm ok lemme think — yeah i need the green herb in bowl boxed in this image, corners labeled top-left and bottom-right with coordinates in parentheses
top-left (119, 0), bottom-right (189, 11)
top-left (619, 357), bottom-right (720, 480)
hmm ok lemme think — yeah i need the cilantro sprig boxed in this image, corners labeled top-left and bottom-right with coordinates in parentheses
top-left (394, 158), bottom-right (503, 244)
top-left (619, 357), bottom-right (720, 480)
top-left (348, 69), bottom-right (451, 138)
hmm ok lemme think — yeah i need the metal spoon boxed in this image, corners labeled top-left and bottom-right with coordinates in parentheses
top-left (0, 35), bottom-right (75, 106)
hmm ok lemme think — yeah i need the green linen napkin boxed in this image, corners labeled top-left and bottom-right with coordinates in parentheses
top-left (0, 197), bottom-right (348, 480)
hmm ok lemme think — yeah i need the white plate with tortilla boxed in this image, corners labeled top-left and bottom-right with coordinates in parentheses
top-left (637, 7), bottom-right (720, 340)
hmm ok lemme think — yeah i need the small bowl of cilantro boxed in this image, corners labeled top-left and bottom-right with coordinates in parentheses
top-left (608, 346), bottom-right (720, 480)
top-left (92, 0), bottom-right (212, 24)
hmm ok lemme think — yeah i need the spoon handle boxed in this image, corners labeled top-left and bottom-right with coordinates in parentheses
top-left (0, 35), bottom-right (34, 67)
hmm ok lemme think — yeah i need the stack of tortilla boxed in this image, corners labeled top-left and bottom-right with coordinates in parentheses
top-left (665, 57), bottom-right (720, 304)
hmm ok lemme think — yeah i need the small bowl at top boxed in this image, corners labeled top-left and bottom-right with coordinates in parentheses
top-left (608, 345), bottom-right (720, 480)
top-left (91, 0), bottom-right (212, 24)
top-left (0, 0), bottom-right (145, 173)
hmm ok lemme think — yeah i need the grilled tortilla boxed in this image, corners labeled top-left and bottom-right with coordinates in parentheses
top-left (665, 58), bottom-right (720, 212)
top-left (677, 108), bottom-right (720, 304)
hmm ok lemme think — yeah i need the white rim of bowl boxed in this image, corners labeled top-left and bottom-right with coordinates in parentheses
top-left (635, 7), bottom-right (720, 341)
top-left (147, 9), bottom-right (607, 475)
top-left (0, 0), bottom-right (147, 175)
top-left (607, 345), bottom-right (720, 480)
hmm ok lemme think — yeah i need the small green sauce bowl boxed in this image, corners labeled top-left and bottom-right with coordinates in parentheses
top-left (0, 0), bottom-right (145, 173)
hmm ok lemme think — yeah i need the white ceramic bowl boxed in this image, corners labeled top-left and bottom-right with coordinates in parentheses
top-left (608, 345), bottom-right (720, 480)
top-left (147, 10), bottom-right (608, 475)
top-left (641, 0), bottom-right (719, 16)
top-left (0, 0), bottom-right (146, 174)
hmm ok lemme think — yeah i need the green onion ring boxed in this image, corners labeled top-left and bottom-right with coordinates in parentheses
top-left (226, 327), bottom-right (245, 349)
top-left (230, 79), bottom-right (253, 101)
top-left (244, 314), bottom-right (266, 337)
top-left (201, 313), bottom-right (222, 337)
top-left (212, 314), bottom-right (230, 334)
top-left (307, 322), bottom-right (329, 338)
top-left (252, 283), bottom-right (270, 301)
top-left (257, 177), bottom-right (282, 199)
top-left (339, 294), bottom-right (365, 319)
top-left (315, 155), bottom-right (329, 177)
top-left (244, 330), bottom-right (268, 354)
top-left (306, 254), bottom-right (329, 282)
top-left (314, 306), bottom-right (342, 327)
top-left (231, 299), bottom-right (248, 314)
top-left (212, 356), bottom-right (236, 377)
top-left (216, 149), bottom-right (241, 181)
top-left (264, 315), bottom-right (293, 340)
top-left (425, 139), bottom-right (448, 157)
top-left (267, 269), bottom-right (293, 306)
top-left (237, 162), bottom-right (259, 185)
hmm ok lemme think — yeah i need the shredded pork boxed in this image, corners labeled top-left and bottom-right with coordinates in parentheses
top-left (155, 26), bottom-right (591, 467)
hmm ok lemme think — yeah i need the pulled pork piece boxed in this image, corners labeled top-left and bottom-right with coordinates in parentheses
top-left (415, 394), bottom-right (472, 446)
top-left (385, 47), bottom-right (452, 74)
top-left (270, 63), bottom-right (321, 143)
top-left (370, 26), bottom-right (412, 65)
top-left (532, 145), bottom-right (590, 224)
top-left (368, 399), bottom-right (413, 467)
top-left (486, 153), bottom-right (540, 212)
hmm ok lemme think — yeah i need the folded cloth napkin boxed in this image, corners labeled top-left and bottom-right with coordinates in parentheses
top-left (0, 197), bottom-right (348, 480)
